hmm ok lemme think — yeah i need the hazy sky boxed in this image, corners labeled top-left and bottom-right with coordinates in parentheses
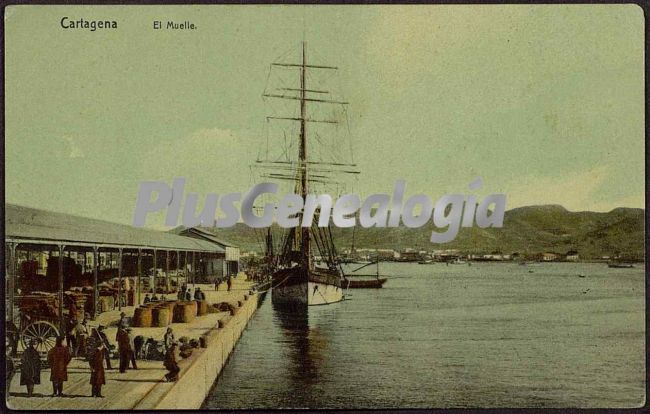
top-left (5, 5), bottom-right (645, 229)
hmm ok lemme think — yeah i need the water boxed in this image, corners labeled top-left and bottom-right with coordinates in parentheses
top-left (203, 262), bottom-right (645, 408)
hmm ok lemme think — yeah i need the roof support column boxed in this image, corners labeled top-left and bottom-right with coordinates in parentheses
top-left (6, 242), bottom-right (17, 325)
top-left (153, 249), bottom-right (157, 294)
top-left (192, 252), bottom-right (196, 290)
top-left (117, 248), bottom-right (123, 311)
top-left (165, 250), bottom-right (170, 294)
top-left (93, 246), bottom-right (99, 320)
top-left (176, 250), bottom-right (181, 294)
top-left (58, 244), bottom-right (66, 333)
top-left (137, 249), bottom-right (142, 306)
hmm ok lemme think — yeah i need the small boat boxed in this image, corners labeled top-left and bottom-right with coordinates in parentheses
top-left (341, 277), bottom-right (387, 289)
top-left (418, 260), bottom-right (434, 265)
top-left (608, 262), bottom-right (634, 268)
top-left (578, 274), bottom-right (586, 278)
top-left (343, 260), bottom-right (388, 289)
top-left (447, 259), bottom-right (466, 265)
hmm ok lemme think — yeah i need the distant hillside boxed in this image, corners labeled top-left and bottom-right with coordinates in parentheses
top-left (170, 205), bottom-right (645, 259)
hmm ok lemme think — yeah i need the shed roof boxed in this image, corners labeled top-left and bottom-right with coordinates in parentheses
top-left (5, 204), bottom-right (225, 253)
top-left (179, 227), bottom-right (238, 249)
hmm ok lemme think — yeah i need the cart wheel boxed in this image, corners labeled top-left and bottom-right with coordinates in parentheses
top-left (21, 321), bottom-right (60, 354)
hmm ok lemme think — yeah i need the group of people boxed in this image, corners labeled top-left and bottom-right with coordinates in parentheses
top-left (8, 313), bottom-right (182, 399)
top-left (214, 276), bottom-right (233, 292)
top-left (176, 285), bottom-right (206, 301)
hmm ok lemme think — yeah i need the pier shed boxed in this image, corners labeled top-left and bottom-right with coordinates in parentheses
top-left (4, 204), bottom-right (225, 354)
top-left (175, 227), bottom-right (240, 282)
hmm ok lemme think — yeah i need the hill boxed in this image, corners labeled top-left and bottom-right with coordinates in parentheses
top-left (170, 205), bottom-right (645, 259)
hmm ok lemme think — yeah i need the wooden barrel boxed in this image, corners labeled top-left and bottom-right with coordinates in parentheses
top-left (133, 307), bottom-right (152, 327)
top-left (197, 301), bottom-right (208, 316)
top-left (152, 307), bottom-right (170, 327)
top-left (173, 302), bottom-right (196, 323)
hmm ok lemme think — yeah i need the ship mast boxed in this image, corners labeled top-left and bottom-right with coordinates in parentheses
top-left (299, 42), bottom-right (311, 271)
top-left (261, 43), bottom-right (358, 270)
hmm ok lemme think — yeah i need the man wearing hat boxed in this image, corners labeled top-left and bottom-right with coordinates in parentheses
top-left (92, 325), bottom-right (112, 369)
top-left (20, 339), bottom-right (41, 397)
top-left (117, 312), bottom-right (128, 330)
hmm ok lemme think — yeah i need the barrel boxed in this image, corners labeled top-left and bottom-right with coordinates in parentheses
top-left (173, 302), bottom-right (196, 323)
top-left (197, 300), bottom-right (208, 316)
top-left (217, 320), bottom-right (225, 329)
top-left (133, 307), bottom-right (152, 327)
top-left (152, 307), bottom-right (170, 327)
top-left (199, 335), bottom-right (208, 348)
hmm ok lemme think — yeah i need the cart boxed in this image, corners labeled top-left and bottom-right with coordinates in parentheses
top-left (13, 294), bottom-right (61, 355)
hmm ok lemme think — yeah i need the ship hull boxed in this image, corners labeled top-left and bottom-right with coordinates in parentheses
top-left (272, 267), bottom-right (343, 307)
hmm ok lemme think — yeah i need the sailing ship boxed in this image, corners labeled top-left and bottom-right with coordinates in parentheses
top-left (254, 43), bottom-right (359, 307)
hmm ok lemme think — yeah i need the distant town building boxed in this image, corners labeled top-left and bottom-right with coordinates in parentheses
top-left (565, 250), bottom-right (580, 262)
top-left (541, 252), bottom-right (560, 261)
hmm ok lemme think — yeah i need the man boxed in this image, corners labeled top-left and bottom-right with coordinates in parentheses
top-left (47, 336), bottom-right (71, 397)
top-left (116, 327), bottom-right (130, 373)
top-left (163, 328), bottom-right (175, 352)
top-left (92, 325), bottom-right (112, 369)
top-left (117, 312), bottom-right (128, 331)
top-left (6, 349), bottom-right (15, 397)
top-left (177, 288), bottom-right (184, 300)
top-left (143, 293), bottom-right (151, 304)
top-left (151, 293), bottom-right (159, 302)
top-left (126, 328), bottom-right (138, 370)
top-left (73, 318), bottom-right (88, 357)
top-left (163, 342), bottom-right (180, 382)
top-left (214, 278), bottom-right (219, 291)
top-left (227, 276), bottom-right (232, 292)
top-left (199, 288), bottom-right (206, 301)
top-left (66, 317), bottom-right (77, 354)
top-left (20, 340), bottom-right (41, 397)
top-left (193, 287), bottom-right (201, 300)
top-left (89, 342), bottom-right (106, 397)
top-left (6, 320), bottom-right (18, 357)
top-left (184, 288), bottom-right (191, 301)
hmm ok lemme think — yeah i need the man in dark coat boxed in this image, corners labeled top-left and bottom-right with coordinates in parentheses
top-left (92, 326), bottom-right (112, 369)
top-left (116, 327), bottom-right (129, 372)
top-left (47, 336), bottom-right (71, 396)
top-left (183, 288), bottom-right (191, 301)
top-left (20, 340), bottom-right (41, 397)
top-left (143, 294), bottom-right (151, 304)
top-left (89, 342), bottom-right (106, 397)
top-left (227, 276), bottom-right (232, 292)
top-left (163, 342), bottom-right (180, 382)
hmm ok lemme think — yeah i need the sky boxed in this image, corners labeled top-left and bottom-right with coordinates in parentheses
top-left (4, 5), bottom-right (645, 229)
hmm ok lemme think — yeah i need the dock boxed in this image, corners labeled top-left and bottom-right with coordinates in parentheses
top-left (7, 278), bottom-right (260, 410)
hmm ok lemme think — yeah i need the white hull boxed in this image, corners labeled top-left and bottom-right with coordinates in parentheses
top-left (272, 280), bottom-right (343, 306)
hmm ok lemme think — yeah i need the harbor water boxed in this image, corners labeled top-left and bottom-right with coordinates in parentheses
top-left (203, 262), bottom-right (645, 408)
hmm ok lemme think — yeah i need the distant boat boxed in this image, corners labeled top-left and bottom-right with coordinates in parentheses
top-left (341, 277), bottom-right (387, 289)
top-left (418, 259), bottom-right (434, 265)
top-left (448, 259), bottom-right (466, 265)
top-left (608, 262), bottom-right (634, 268)
top-left (343, 260), bottom-right (388, 289)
